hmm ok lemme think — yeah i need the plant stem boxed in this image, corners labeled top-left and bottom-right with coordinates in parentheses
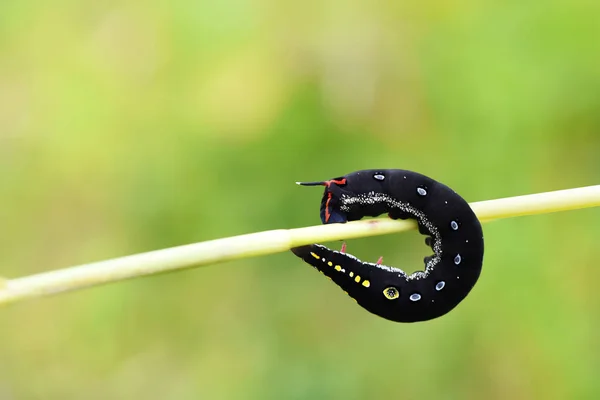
top-left (1, 185), bottom-right (599, 306)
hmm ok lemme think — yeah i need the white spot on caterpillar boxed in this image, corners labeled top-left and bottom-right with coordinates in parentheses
top-left (435, 281), bottom-right (445, 291)
top-left (450, 221), bottom-right (459, 230)
top-left (374, 174), bottom-right (385, 181)
top-left (417, 187), bottom-right (427, 196)
top-left (409, 293), bottom-right (421, 301)
top-left (454, 254), bottom-right (462, 265)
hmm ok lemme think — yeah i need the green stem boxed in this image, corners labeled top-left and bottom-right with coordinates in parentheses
top-left (1, 185), bottom-right (599, 306)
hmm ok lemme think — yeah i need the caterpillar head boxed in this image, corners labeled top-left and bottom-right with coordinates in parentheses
top-left (296, 177), bottom-right (350, 224)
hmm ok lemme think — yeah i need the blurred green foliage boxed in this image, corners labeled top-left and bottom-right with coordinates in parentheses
top-left (1, 0), bottom-right (600, 399)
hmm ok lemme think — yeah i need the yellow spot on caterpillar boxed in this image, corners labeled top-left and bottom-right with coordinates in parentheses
top-left (355, 276), bottom-right (361, 283)
top-left (383, 287), bottom-right (400, 300)
top-left (327, 261), bottom-right (333, 267)
top-left (362, 280), bottom-right (370, 288)
top-left (335, 265), bottom-right (342, 271)
top-left (310, 252), bottom-right (320, 260)
top-left (349, 272), bottom-right (354, 277)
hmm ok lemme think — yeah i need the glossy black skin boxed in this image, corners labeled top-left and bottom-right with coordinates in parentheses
top-left (292, 169), bottom-right (484, 323)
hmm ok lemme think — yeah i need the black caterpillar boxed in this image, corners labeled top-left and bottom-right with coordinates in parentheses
top-left (291, 169), bottom-right (484, 323)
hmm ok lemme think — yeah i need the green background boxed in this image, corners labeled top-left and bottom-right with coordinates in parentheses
top-left (1, 1), bottom-right (600, 399)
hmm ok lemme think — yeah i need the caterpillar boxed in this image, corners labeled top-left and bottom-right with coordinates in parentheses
top-left (291, 169), bottom-right (484, 323)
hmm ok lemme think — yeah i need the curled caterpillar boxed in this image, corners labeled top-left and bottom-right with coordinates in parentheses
top-left (291, 169), bottom-right (484, 323)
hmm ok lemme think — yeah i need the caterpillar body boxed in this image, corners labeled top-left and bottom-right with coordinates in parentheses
top-left (291, 169), bottom-right (484, 323)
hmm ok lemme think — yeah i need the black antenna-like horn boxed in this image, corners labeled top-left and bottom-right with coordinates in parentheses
top-left (295, 181), bottom-right (326, 186)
